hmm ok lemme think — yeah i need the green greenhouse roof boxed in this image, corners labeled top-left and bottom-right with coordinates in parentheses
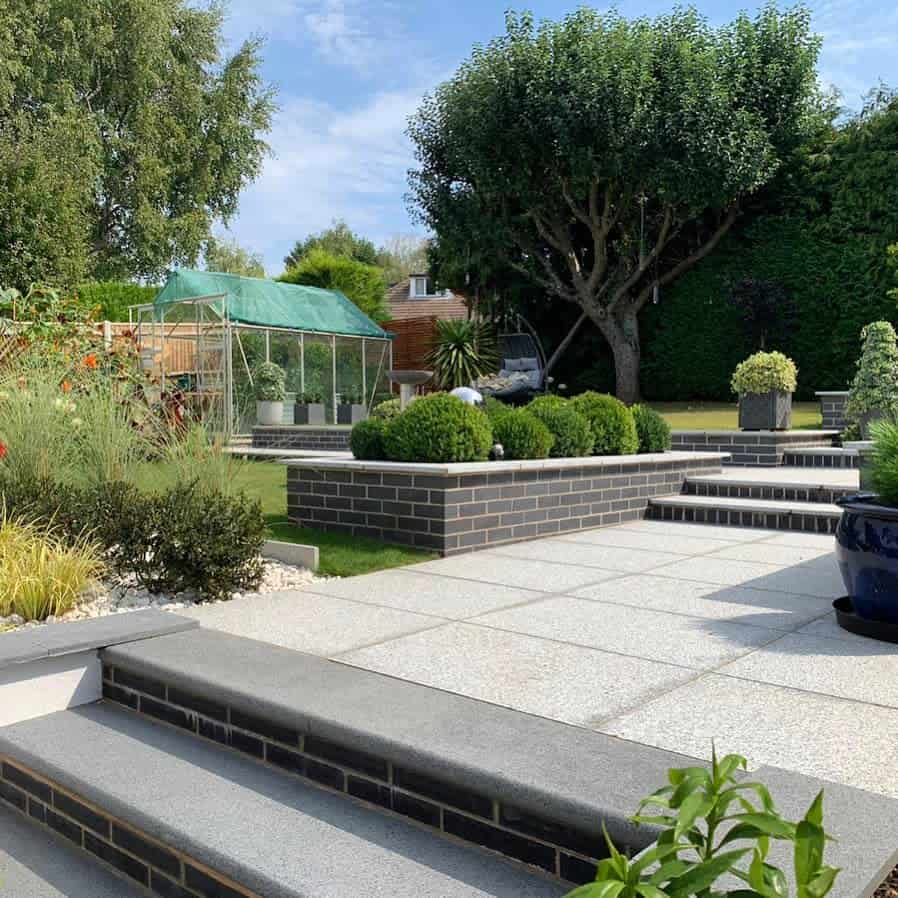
top-left (153, 269), bottom-right (391, 339)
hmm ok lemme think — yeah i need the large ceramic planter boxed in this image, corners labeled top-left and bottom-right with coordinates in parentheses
top-left (256, 400), bottom-right (284, 426)
top-left (337, 403), bottom-right (367, 425)
top-left (294, 402), bottom-right (326, 425)
top-left (835, 494), bottom-right (898, 622)
top-left (738, 390), bottom-right (792, 430)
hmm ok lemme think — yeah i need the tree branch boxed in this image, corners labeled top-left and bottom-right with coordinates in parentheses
top-left (608, 205), bottom-right (676, 310)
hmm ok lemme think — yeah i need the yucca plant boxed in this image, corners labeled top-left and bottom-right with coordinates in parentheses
top-left (427, 319), bottom-right (498, 389)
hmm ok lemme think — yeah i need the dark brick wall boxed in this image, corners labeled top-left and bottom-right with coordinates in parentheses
top-left (252, 426), bottom-right (351, 451)
top-left (286, 455), bottom-right (724, 555)
top-left (816, 392), bottom-right (849, 431)
top-left (670, 431), bottom-right (838, 466)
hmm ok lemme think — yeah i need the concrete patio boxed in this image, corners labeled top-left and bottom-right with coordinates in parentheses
top-left (184, 512), bottom-right (898, 802)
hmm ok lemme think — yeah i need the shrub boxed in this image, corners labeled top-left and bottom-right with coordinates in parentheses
top-left (384, 392), bottom-right (492, 463)
top-left (870, 420), bottom-right (898, 505)
top-left (254, 362), bottom-right (286, 401)
top-left (427, 319), bottom-right (498, 389)
top-left (350, 417), bottom-right (388, 460)
top-left (480, 395), bottom-right (510, 421)
top-left (731, 350), bottom-right (797, 395)
top-left (570, 392), bottom-right (638, 455)
top-left (846, 321), bottom-right (898, 423)
top-left (0, 514), bottom-right (104, 622)
top-left (631, 403), bottom-right (672, 453)
top-left (371, 397), bottom-right (402, 420)
top-left (298, 388), bottom-right (324, 404)
top-left (492, 409), bottom-right (554, 460)
top-left (75, 281), bottom-right (158, 321)
top-left (526, 396), bottom-right (593, 457)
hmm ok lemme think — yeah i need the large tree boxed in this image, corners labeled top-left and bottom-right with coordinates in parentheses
top-left (204, 236), bottom-right (265, 278)
top-left (283, 220), bottom-right (379, 271)
top-left (408, 6), bottom-right (824, 401)
top-left (0, 0), bottom-right (275, 287)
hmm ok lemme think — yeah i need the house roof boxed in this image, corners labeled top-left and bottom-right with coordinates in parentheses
top-left (385, 278), bottom-right (470, 322)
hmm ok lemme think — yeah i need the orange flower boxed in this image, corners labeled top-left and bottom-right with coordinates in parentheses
top-left (0, 440), bottom-right (7, 461)
top-left (61, 380), bottom-right (72, 393)
top-left (83, 353), bottom-right (98, 370)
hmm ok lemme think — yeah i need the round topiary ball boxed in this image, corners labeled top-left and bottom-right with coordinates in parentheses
top-left (384, 392), bottom-right (493, 463)
top-left (370, 397), bottom-right (402, 420)
top-left (480, 395), bottom-right (510, 422)
top-left (570, 391), bottom-right (639, 455)
top-left (349, 417), bottom-right (388, 460)
top-left (526, 396), bottom-right (593, 457)
top-left (631, 404), bottom-right (672, 454)
top-left (491, 408), bottom-right (554, 460)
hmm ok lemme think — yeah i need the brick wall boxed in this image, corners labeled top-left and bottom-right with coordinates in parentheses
top-left (252, 426), bottom-right (351, 451)
top-left (815, 392), bottom-right (849, 431)
top-left (286, 453), bottom-right (725, 555)
top-left (670, 430), bottom-right (838, 466)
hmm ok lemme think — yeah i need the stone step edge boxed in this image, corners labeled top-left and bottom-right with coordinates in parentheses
top-left (784, 447), bottom-right (858, 456)
top-left (647, 495), bottom-right (839, 533)
top-left (650, 495), bottom-right (842, 517)
top-left (0, 753), bottom-right (259, 898)
top-left (683, 477), bottom-right (856, 501)
top-left (99, 663), bottom-right (612, 884)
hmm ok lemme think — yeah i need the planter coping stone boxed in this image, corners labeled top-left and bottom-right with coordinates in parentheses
top-left (843, 441), bottom-right (874, 452)
top-left (255, 424), bottom-right (352, 431)
top-left (673, 429), bottom-right (838, 437)
top-left (815, 390), bottom-right (850, 397)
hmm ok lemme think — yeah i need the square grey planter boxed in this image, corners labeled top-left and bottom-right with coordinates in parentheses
top-left (738, 391), bottom-right (792, 430)
top-left (294, 403), bottom-right (326, 425)
top-left (337, 403), bottom-right (367, 425)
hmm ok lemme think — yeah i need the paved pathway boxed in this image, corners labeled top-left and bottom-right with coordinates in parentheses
top-left (186, 518), bottom-right (898, 800)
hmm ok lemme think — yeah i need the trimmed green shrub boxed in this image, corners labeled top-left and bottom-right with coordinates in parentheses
top-left (480, 395), bottom-right (511, 422)
top-left (350, 417), bottom-right (388, 460)
top-left (384, 392), bottom-right (492, 463)
top-left (492, 409), bottom-right (554, 460)
top-left (871, 419), bottom-right (898, 505)
top-left (254, 362), bottom-right (286, 401)
top-left (731, 350), bottom-right (797, 395)
top-left (75, 281), bottom-right (159, 321)
top-left (570, 392), bottom-right (638, 455)
top-left (631, 404), bottom-right (672, 453)
top-left (371, 397), bottom-right (402, 420)
top-left (525, 396), bottom-right (593, 457)
top-left (846, 321), bottom-right (898, 423)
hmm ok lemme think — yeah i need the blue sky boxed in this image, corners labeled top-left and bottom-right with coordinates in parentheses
top-left (221, 0), bottom-right (897, 275)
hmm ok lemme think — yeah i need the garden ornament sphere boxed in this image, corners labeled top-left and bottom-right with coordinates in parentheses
top-left (450, 387), bottom-right (483, 405)
top-left (489, 442), bottom-right (505, 461)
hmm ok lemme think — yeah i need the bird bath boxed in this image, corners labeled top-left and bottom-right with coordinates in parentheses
top-left (389, 370), bottom-right (433, 408)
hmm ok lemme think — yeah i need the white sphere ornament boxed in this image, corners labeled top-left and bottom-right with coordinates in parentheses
top-left (450, 387), bottom-right (483, 405)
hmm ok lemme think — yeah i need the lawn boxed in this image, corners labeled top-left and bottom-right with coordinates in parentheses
top-left (650, 401), bottom-right (822, 431)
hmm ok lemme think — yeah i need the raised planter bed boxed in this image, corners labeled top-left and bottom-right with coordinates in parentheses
top-left (286, 451), bottom-right (727, 555)
top-left (815, 391), bottom-right (849, 431)
top-left (252, 425), bottom-right (351, 451)
top-left (670, 430), bottom-right (839, 466)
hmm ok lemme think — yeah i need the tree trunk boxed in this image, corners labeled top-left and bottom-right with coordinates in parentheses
top-left (581, 305), bottom-right (642, 404)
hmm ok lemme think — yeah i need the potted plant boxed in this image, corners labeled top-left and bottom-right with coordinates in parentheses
top-left (731, 350), bottom-right (797, 430)
top-left (254, 362), bottom-right (286, 426)
top-left (294, 387), bottom-right (326, 425)
top-left (846, 321), bottom-right (898, 438)
top-left (835, 420), bottom-right (898, 623)
top-left (337, 385), bottom-right (367, 425)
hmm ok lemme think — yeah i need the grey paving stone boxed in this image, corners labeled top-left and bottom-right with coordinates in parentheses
top-left (796, 612), bottom-right (860, 642)
top-left (722, 632), bottom-right (898, 708)
top-left (615, 519), bottom-right (776, 541)
top-left (760, 531), bottom-right (841, 550)
top-left (655, 556), bottom-right (843, 598)
top-left (0, 705), bottom-right (565, 898)
top-left (704, 542), bottom-right (833, 565)
top-left (410, 554), bottom-right (622, 592)
top-left (339, 621), bottom-right (696, 726)
top-left (471, 596), bottom-right (779, 668)
top-left (182, 590), bottom-right (446, 655)
top-left (304, 569), bottom-right (544, 620)
top-left (601, 673), bottom-right (898, 799)
top-left (692, 467), bottom-right (859, 486)
top-left (488, 539), bottom-right (684, 574)
top-left (556, 527), bottom-right (738, 556)
top-left (569, 575), bottom-right (831, 631)
top-left (0, 803), bottom-right (147, 897)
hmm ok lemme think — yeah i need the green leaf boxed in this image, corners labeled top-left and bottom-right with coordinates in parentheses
top-left (794, 821), bottom-right (825, 887)
top-left (726, 814), bottom-right (796, 840)
top-left (803, 791), bottom-right (824, 827)
top-left (805, 866), bottom-right (840, 898)
top-left (636, 884), bottom-right (670, 898)
top-left (648, 860), bottom-right (692, 886)
top-left (564, 882), bottom-right (627, 898)
top-left (631, 840), bottom-right (687, 876)
top-left (666, 849), bottom-right (752, 898)
top-left (674, 791), bottom-right (712, 840)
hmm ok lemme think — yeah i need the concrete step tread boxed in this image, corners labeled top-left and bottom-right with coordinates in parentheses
top-left (0, 704), bottom-right (565, 898)
top-left (651, 494), bottom-right (842, 517)
top-left (784, 447), bottom-right (858, 456)
top-left (0, 804), bottom-right (147, 898)
top-left (686, 474), bottom-right (856, 492)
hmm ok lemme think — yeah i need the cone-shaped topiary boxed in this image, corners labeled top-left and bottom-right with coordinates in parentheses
top-left (491, 408), bottom-right (554, 459)
top-left (847, 321), bottom-right (898, 424)
top-left (570, 391), bottom-right (638, 455)
top-left (384, 392), bottom-right (493, 462)
top-left (631, 404), bottom-right (672, 453)
top-left (526, 395), bottom-right (593, 457)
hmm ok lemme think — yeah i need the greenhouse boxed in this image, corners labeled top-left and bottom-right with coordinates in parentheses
top-left (132, 269), bottom-right (393, 435)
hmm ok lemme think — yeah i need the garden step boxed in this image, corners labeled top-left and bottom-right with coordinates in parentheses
top-left (0, 703), bottom-right (567, 898)
top-left (684, 475), bottom-right (856, 505)
top-left (0, 802), bottom-right (147, 897)
top-left (648, 493), bottom-right (841, 533)
top-left (782, 447), bottom-right (860, 469)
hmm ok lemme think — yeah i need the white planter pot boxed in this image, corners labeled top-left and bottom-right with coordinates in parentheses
top-left (256, 400), bottom-right (284, 426)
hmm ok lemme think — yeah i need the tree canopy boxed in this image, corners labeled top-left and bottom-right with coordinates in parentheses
top-left (205, 237), bottom-right (266, 278)
top-left (0, 0), bottom-right (275, 289)
top-left (408, 5), bottom-right (825, 401)
top-left (283, 220), bottom-right (379, 270)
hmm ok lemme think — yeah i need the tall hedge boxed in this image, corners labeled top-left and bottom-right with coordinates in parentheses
top-left (75, 281), bottom-right (159, 321)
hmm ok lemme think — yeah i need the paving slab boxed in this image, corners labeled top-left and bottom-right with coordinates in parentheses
top-left (760, 531), bottom-right (840, 549)
top-left (556, 527), bottom-right (743, 556)
top-left (692, 467), bottom-right (859, 487)
top-left (305, 568), bottom-right (544, 620)
top-left (569, 573), bottom-right (831, 630)
top-left (470, 596), bottom-right (780, 668)
top-left (410, 554), bottom-right (622, 593)
top-left (704, 541), bottom-right (833, 565)
top-left (182, 590), bottom-right (446, 655)
top-left (615, 519), bottom-right (777, 541)
top-left (488, 539), bottom-right (684, 574)
top-left (796, 612), bottom-right (862, 642)
top-left (338, 621), bottom-right (697, 727)
top-left (601, 673), bottom-right (898, 799)
top-left (722, 631), bottom-right (898, 708)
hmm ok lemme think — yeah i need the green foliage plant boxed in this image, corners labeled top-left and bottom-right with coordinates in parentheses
top-left (526, 395), bottom-right (593, 457)
top-left (565, 748), bottom-right (838, 898)
top-left (371, 397), bottom-right (402, 420)
top-left (631, 404), bottom-right (673, 453)
top-left (350, 418), bottom-right (389, 461)
top-left (491, 409), bottom-right (554, 460)
top-left (384, 392), bottom-right (492, 463)
top-left (426, 319), bottom-right (499, 389)
top-left (75, 282), bottom-right (159, 321)
top-left (299, 388), bottom-right (324, 404)
top-left (846, 321), bottom-right (898, 423)
top-left (570, 392), bottom-right (639, 455)
top-left (480, 395), bottom-right (510, 421)
top-left (254, 362), bottom-right (286, 401)
top-left (284, 220), bottom-right (379, 270)
top-left (869, 420), bottom-right (898, 506)
top-left (731, 351), bottom-right (798, 396)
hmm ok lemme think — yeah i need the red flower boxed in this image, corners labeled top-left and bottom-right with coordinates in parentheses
top-left (0, 441), bottom-right (7, 461)
top-left (61, 380), bottom-right (72, 393)
top-left (83, 353), bottom-right (98, 370)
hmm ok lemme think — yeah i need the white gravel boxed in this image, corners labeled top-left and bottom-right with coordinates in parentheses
top-left (0, 560), bottom-right (328, 633)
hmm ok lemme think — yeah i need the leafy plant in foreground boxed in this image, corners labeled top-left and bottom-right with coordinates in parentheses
top-left (566, 748), bottom-right (838, 898)
top-left (427, 319), bottom-right (499, 389)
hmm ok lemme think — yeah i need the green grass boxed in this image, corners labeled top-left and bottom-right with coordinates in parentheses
top-left (650, 401), bottom-right (822, 431)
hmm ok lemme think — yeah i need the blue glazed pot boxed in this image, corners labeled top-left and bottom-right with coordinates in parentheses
top-left (835, 494), bottom-right (898, 622)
